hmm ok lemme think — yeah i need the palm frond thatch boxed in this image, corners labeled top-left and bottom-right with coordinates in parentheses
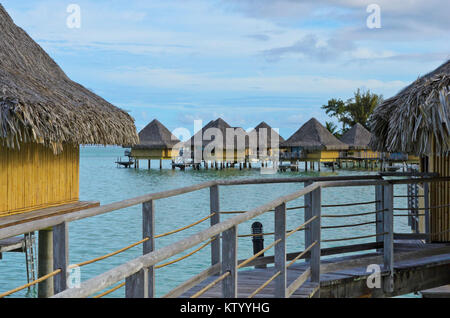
top-left (340, 123), bottom-right (373, 150)
top-left (0, 5), bottom-right (139, 154)
top-left (281, 117), bottom-right (349, 151)
top-left (369, 60), bottom-right (450, 156)
top-left (132, 119), bottom-right (180, 150)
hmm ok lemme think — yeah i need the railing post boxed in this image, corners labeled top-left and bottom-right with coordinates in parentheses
top-left (311, 187), bottom-right (321, 297)
top-left (143, 200), bottom-right (154, 298)
top-left (38, 228), bottom-right (53, 298)
top-left (251, 222), bottom-right (266, 269)
top-left (304, 181), bottom-right (313, 263)
top-left (383, 183), bottom-right (394, 293)
top-left (125, 269), bottom-right (148, 298)
top-left (375, 184), bottom-right (384, 251)
top-left (222, 226), bottom-right (237, 298)
top-left (53, 222), bottom-right (68, 295)
top-left (274, 203), bottom-right (286, 298)
top-left (424, 182), bottom-right (430, 243)
top-left (210, 185), bottom-right (221, 267)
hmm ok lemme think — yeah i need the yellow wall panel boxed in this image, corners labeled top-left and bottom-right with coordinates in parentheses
top-left (0, 142), bottom-right (80, 217)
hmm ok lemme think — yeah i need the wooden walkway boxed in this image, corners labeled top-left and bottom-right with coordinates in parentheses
top-left (181, 241), bottom-right (450, 298)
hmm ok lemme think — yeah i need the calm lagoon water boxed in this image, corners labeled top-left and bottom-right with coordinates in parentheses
top-left (0, 146), bottom-right (415, 298)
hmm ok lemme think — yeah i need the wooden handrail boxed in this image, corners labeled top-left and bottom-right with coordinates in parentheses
top-left (51, 176), bottom-right (450, 298)
top-left (2, 175), bottom-right (449, 240)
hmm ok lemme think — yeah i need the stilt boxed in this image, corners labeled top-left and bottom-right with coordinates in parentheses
top-left (305, 161), bottom-right (308, 172)
top-left (38, 228), bottom-right (53, 298)
top-left (318, 161), bottom-right (320, 171)
top-left (172, 160), bottom-right (175, 170)
top-left (160, 159), bottom-right (162, 170)
top-left (148, 160), bottom-right (151, 169)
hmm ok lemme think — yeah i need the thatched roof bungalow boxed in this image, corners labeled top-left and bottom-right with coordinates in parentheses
top-left (0, 5), bottom-right (138, 217)
top-left (340, 123), bottom-right (379, 159)
top-left (185, 118), bottom-right (248, 162)
top-left (131, 119), bottom-right (181, 161)
top-left (369, 59), bottom-right (449, 241)
top-left (247, 121), bottom-right (285, 160)
top-left (281, 118), bottom-right (348, 161)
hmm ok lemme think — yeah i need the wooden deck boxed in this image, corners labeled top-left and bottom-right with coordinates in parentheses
top-left (181, 241), bottom-right (450, 298)
top-left (0, 201), bottom-right (100, 230)
top-left (421, 285), bottom-right (450, 298)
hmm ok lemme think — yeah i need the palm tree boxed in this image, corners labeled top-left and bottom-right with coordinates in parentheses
top-left (344, 89), bottom-right (383, 130)
top-left (325, 121), bottom-right (341, 138)
top-left (321, 98), bottom-right (347, 132)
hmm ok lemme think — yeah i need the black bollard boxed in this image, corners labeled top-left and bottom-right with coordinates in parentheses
top-left (251, 222), bottom-right (266, 269)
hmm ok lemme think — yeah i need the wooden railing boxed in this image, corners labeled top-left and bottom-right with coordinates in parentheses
top-left (1, 174), bottom-right (449, 298)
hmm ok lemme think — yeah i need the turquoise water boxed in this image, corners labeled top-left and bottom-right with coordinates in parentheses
top-left (0, 146), bottom-right (413, 298)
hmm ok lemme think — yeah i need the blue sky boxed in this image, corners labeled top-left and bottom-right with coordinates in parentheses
top-left (2, 0), bottom-right (449, 139)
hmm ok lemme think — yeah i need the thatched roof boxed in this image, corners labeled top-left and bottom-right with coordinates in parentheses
top-left (0, 5), bottom-right (138, 154)
top-left (281, 117), bottom-right (349, 151)
top-left (370, 60), bottom-right (450, 156)
top-left (248, 121), bottom-right (285, 149)
top-left (340, 123), bottom-right (373, 150)
top-left (185, 118), bottom-right (248, 149)
top-left (132, 119), bottom-right (180, 150)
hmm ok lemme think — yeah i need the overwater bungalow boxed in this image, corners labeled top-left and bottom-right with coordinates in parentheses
top-left (0, 5), bottom-right (138, 218)
top-left (130, 119), bottom-right (181, 169)
top-left (185, 118), bottom-right (248, 168)
top-left (0, 5), bottom-right (138, 296)
top-left (280, 118), bottom-right (349, 170)
top-left (370, 59), bottom-right (449, 242)
top-left (247, 121), bottom-right (285, 164)
top-left (340, 123), bottom-right (378, 158)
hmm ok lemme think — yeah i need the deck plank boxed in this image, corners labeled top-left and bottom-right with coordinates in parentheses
top-left (180, 241), bottom-right (450, 298)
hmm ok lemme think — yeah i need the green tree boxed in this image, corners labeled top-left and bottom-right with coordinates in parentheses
top-left (344, 88), bottom-right (383, 130)
top-left (321, 98), bottom-right (347, 132)
top-left (325, 121), bottom-right (341, 138)
top-left (322, 88), bottom-right (383, 132)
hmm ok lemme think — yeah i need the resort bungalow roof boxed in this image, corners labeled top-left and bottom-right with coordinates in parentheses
top-left (249, 121), bottom-right (285, 149)
top-left (0, 5), bottom-right (138, 154)
top-left (370, 59), bottom-right (449, 156)
top-left (185, 118), bottom-right (248, 149)
top-left (281, 118), bottom-right (349, 151)
top-left (340, 123), bottom-right (373, 150)
top-left (133, 119), bottom-right (181, 150)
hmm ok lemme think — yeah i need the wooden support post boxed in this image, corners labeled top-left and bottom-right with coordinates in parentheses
top-left (148, 159), bottom-right (151, 169)
top-left (222, 226), bottom-right (237, 298)
top-left (424, 182), bottom-right (430, 243)
top-left (304, 181), bottom-right (313, 259)
top-left (375, 184), bottom-right (384, 252)
top-left (274, 203), bottom-right (287, 298)
top-left (311, 187), bottom-right (321, 297)
top-left (160, 159), bottom-right (162, 170)
top-left (318, 161), bottom-right (320, 171)
top-left (53, 222), bottom-right (68, 295)
top-left (143, 200), bottom-right (155, 297)
top-left (38, 228), bottom-right (53, 298)
top-left (305, 161), bottom-right (308, 172)
top-left (210, 185), bottom-right (221, 266)
top-left (383, 183), bottom-right (394, 293)
top-left (125, 269), bottom-right (148, 298)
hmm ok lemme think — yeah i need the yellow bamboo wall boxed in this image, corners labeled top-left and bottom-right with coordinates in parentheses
top-left (306, 150), bottom-right (341, 161)
top-left (430, 152), bottom-right (450, 242)
top-left (0, 142), bottom-right (79, 218)
top-left (131, 148), bottom-right (179, 159)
